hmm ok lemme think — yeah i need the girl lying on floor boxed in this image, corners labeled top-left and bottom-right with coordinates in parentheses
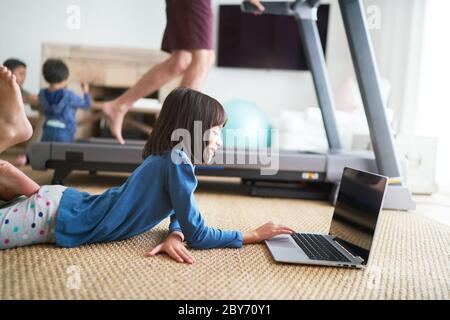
top-left (0, 87), bottom-right (294, 263)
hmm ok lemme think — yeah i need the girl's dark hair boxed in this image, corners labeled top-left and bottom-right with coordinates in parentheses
top-left (142, 87), bottom-right (227, 163)
top-left (42, 58), bottom-right (69, 84)
top-left (3, 58), bottom-right (26, 72)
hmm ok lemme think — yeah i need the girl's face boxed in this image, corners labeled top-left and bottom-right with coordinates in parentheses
top-left (203, 125), bottom-right (223, 164)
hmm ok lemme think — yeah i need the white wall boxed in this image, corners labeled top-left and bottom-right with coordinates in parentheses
top-left (0, 0), bottom-right (166, 96)
top-left (0, 0), bottom-right (417, 122)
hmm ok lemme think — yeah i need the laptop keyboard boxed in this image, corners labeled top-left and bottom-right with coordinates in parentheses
top-left (291, 233), bottom-right (351, 262)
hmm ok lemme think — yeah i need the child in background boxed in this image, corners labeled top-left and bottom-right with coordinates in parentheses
top-left (3, 58), bottom-right (41, 166)
top-left (39, 58), bottom-right (91, 142)
top-left (3, 58), bottom-right (40, 107)
top-left (0, 87), bottom-right (295, 263)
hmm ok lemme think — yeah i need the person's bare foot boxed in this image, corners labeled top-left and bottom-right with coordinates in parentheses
top-left (0, 160), bottom-right (40, 201)
top-left (13, 153), bottom-right (28, 167)
top-left (102, 100), bottom-right (131, 145)
top-left (0, 65), bottom-right (33, 153)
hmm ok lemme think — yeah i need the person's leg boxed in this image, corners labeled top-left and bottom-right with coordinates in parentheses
top-left (50, 128), bottom-right (74, 143)
top-left (40, 126), bottom-right (53, 142)
top-left (102, 51), bottom-right (192, 144)
top-left (0, 66), bottom-right (33, 153)
top-left (0, 160), bottom-right (40, 201)
top-left (0, 184), bottom-right (66, 250)
top-left (62, 129), bottom-right (75, 142)
top-left (13, 154), bottom-right (28, 167)
top-left (180, 50), bottom-right (215, 90)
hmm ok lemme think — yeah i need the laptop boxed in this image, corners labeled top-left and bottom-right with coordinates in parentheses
top-left (265, 167), bottom-right (388, 268)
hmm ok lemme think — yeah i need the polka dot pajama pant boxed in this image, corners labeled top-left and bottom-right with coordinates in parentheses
top-left (0, 185), bottom-right (67, 249)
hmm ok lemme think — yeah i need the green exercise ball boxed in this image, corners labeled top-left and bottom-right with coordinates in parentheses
top-left (222, 100), bottom-right (272, 149)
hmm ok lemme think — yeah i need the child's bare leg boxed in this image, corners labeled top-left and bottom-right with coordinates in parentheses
top-left (0, 160), bottom-right (40, 201)
top-left (0, 65), bottom-right (33, 153)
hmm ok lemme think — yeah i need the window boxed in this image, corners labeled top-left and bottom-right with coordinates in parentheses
top-left (416, 0), bottom-right (450, 193)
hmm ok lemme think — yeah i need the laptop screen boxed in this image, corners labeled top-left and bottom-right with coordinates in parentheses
top-left (329, 167), bottom-right (388, 264)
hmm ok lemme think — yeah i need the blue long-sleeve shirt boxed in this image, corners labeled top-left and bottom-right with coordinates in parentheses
top-left (39, 88), bottom-right (91, 134)
top-left (55, 150), bottom-right (243, 249)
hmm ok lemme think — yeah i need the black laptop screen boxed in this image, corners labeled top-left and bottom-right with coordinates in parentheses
top-left (329, 168), bottom-right (388, 264)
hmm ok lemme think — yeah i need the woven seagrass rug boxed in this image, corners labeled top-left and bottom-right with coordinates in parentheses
top-left (1, 165), bottom-right (449, 300)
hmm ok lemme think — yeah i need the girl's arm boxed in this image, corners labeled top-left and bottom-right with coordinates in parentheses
top-left (147, 223), bottom-right (295, 265)
top-left (167, 158), bottom-right (243, 249)
top-left (146, 231), bottom-right (195, 264)
top-left (168, 213), bottom-right (183, 239)
top-left (166, 153), bottom-right (295, 249)
top-left (242, 221), bottom-right (296, 244)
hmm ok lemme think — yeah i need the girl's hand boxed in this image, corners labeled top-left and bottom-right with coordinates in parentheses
top-left (146, 232), bottom-right (195, 264)
top-left (243, 221), bottom-right (296, 244)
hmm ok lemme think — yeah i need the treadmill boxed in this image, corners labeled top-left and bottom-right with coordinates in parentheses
top-left (28, 0), bottom-right (416, 211)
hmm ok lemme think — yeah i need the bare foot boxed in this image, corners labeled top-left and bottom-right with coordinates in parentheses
top-left (102, 100), bottom-right (131, 145)
top-left (13, 153), bottom-right (28, 167)
top-left (0, 65), bottom-right (33, 153)
top-left (0, 160), bottom-right (40, 201)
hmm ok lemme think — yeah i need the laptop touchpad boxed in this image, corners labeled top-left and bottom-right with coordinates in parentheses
top-left (268, 237), bottom-right (297, 248)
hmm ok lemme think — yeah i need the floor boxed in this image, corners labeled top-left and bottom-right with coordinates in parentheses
top-left (1, 151), bottom-right (449, 299)
top-left (414, 193), bottom-right (450, 226)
